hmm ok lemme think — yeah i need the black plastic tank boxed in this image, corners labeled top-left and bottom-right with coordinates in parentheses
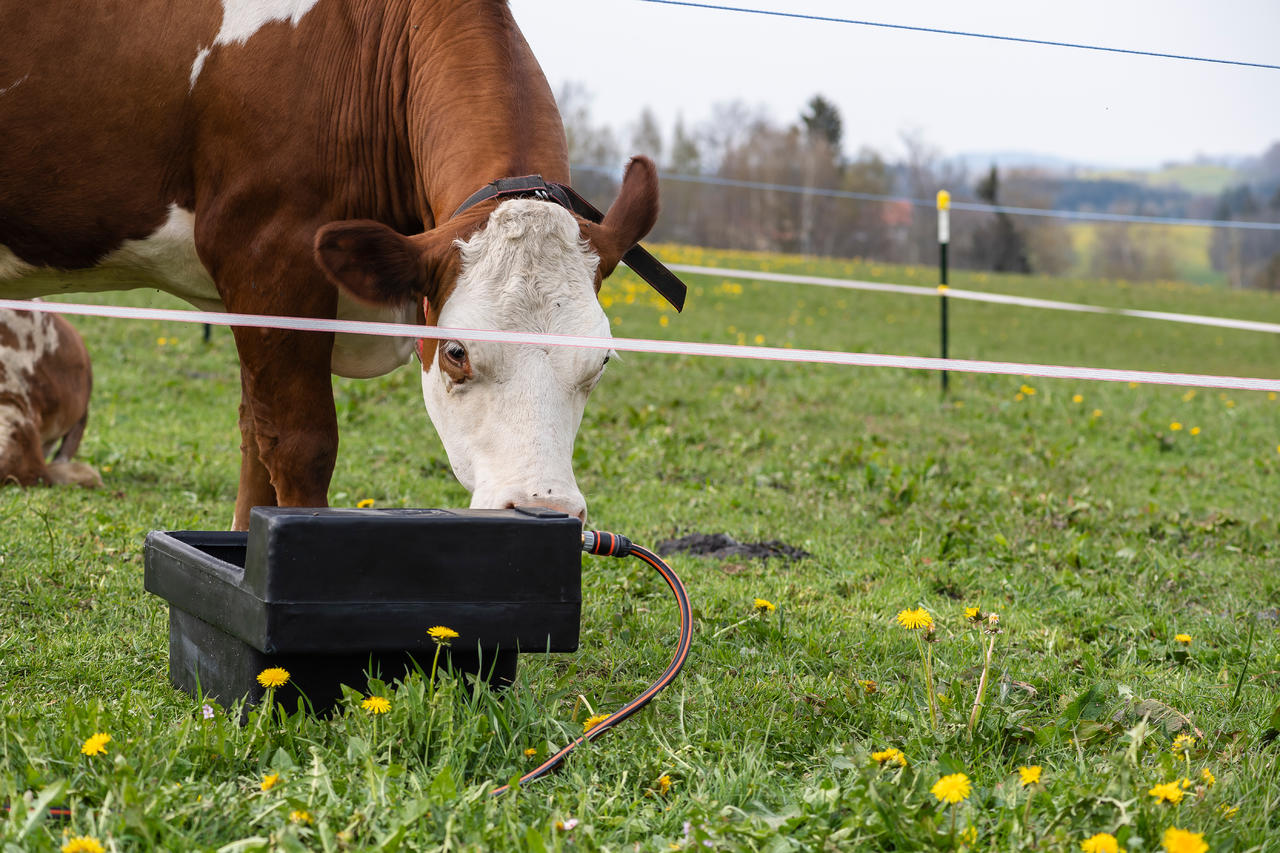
top-left (144, 506), bottom-right (582, 713)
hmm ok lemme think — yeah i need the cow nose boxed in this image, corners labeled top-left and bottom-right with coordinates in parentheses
top-left (497, 491), bottom-right (587, 523)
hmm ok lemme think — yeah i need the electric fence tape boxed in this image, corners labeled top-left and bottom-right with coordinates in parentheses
top-left (5, 297), bottom-right (1278, 394)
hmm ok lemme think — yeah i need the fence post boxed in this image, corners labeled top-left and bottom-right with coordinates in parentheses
top-left (937, 190), bottom-right (951, 394)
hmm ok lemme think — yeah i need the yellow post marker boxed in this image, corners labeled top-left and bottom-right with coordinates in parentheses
top-left (937, 190), bottom-right (951, 393)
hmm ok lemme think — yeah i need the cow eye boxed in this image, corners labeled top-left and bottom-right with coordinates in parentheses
top-left (441, 340), bottom-right (468, 369)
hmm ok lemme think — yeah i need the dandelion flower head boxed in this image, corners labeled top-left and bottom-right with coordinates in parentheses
top-left (1174, 634), bottom-right (1192, 645)
top-left (964, 606), bottom-right (981, 622)
top-left (1080, 833), bottom-right (1119, 853)
top-left (1201, 767), bottom-right (1215, 787)
top-left (428, 625), bottom-right (459, 644)
top-left (356, 498), bottom-right (375, 508)
top-left (753, 598), bottom-right (776, 613)
top-left (871, 748), bottom-right (907, 767)
top-left (1171, 733), bottom-right (1195, 757)
top-left (61, 838), bottom-right (105, 853)
top-left (261, 772), bottom-right (281, 791)
top-left (859, 679), bottom-right (878, 694)
top-left (896, 607), bottom-right (933, 630)
top-left (80, 732), bottom-right (111, 757)
top-left (1018, 765), bottom-right (1042, 787)
top-left (256, 667), bottom-right (290, 688)
top-left (524, 747), bottom-right (537, 757)
top-left (657, 774), bottom-right (672, 795)
top-left (289, 810), bottom-right (313, 824)
top-left (1161, 827), bottom-right (1208, 853)
top-left (583, 713), bottom-right (610, 732)
top-left (361, 695), bottom-right (391, 715)
top-left (930, 772), bottom-right (971, 804)
top-left (1149, 780), bottom-right (1185, 804)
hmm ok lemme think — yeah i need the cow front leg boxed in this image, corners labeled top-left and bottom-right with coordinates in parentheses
top-left (228, 325), bottom-right (339, 531)
top-left (232, 375), bottom-right (277, 530)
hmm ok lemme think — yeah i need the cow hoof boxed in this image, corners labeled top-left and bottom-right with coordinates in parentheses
top-left (46, 460), bottom-right (103, 488)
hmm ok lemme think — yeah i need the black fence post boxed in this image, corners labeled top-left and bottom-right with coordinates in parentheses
top-left (937, 190), bottom-right (950, 394)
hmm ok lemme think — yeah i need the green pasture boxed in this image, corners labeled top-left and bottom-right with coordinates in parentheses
top-left (3, 249), bottom-right (1280, 851)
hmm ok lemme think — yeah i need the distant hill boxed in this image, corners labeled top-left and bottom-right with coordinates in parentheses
top-left (1080, 164), bottom-right (1242, 196)
top-left (955, 151), bottom-right (1245, 197)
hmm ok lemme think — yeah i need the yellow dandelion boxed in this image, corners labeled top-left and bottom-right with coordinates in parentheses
top-left (1170, 422), bottom-right (1183, 431)
top-left (1020, 384), bottom-right (1036, 396)
top-left (931, 772), bottom-right (971, 804)
top-left (256, 667), bottom-right (290, 688)
top-left (583, 713), bottom-right (610, 732)
top-left (753, 597), bottom-right (776, 613)
top-left (1200, 768), bottom-right (1215, 787)
top-left (1018, 765), bottom-right (1042, 787)
top-left (961, 825), bottom-right (977, 845)
top-left (1218, 803), bottom-right (1238, 819)
top-left (80, 732), bottom-right (111, 757)
top-left (289, 810), bottom-right (313, 824)
top-left (1161, 827), bottom-right (1208, 853)
top-left (1128, 382), bottom-right (1139, 389)
top-left (1182, 390), bottom-right (1196, 402)
top-left (1190, 427), bottom-right (1201, 436)
top-left (361, 695), bottom-right (391, 715)
top-left (657, 774), bottom-right (672, 795)
top-left (1072, 394), bottom-right (1084, 404)
top-left (1092, 409), bottom-right (1103, 418)
top-left (260, 772), bottom-right (281, 791)
top-left (1225, 399), bottom-right (1235, 408)
top-left (1015, 392), bottom-right (1025, 402)
top-left (61, 838), bottom-right (105, 853)
top-left (427, 625), bottom-right (459, 645)
top-left (964, 606), bottom-right (981, 622)
top-left (356, 498), bottom-right (375, 508)
top-left (1171, 733), bottom-right (1195, 757)
top-left (659, 315), bottom-right (669, 327)
top-left (858, 679), bottom-right (878, 694)
top-left (896, 607), bottom-right (933, 630)
top-left (1080, 833), bottom-right (1119, 853)
top-left (870, 748), bottom-right (907, 767)
top-left (523, 747), bottom-right (537, 757)
top-left (1149, 780), bottom-right (1185, 804)
top-left (1174, 634), bottom-right (1192, 645)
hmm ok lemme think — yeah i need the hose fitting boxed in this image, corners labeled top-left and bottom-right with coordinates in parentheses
top-left (582, 530), bottom-right (633, 558)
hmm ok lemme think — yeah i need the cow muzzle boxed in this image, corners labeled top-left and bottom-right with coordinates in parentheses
top-left (471, 484), bottom-right (587, 523)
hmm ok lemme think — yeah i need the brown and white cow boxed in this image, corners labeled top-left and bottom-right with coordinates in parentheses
top-left (0, 308), bottom-right (102, 488)
top-left (0, 0), bottom-right (662, 528)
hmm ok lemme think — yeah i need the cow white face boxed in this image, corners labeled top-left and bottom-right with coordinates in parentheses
top-left (422, 200), bottom-right (611, 519)
top-left (314, 156), bottom-right (661, 523)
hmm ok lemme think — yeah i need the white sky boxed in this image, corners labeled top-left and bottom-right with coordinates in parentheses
top-left (507, 0), bottom-right (1280, 169)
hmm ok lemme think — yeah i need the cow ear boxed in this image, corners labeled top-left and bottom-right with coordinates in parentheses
top-left (583, 156), bottom-right (660, 285)
top-left (314, 220), bottom-right (426, 305)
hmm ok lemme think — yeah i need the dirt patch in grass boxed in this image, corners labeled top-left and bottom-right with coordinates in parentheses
top-left (656, 532), bottom-right (809, 563)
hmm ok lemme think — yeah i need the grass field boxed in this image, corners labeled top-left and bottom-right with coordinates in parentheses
top-left (3, 247), bottom-right (1280, 851)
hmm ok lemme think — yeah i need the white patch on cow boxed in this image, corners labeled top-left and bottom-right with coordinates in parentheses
top-left (189, 47), bottom-right (211, 91)
top-left (330, 294), bottom-right (418, 379)
top-left (214, 0), bottom-right (321, 46)
top-left (0, 246), bottom-right (36, 281)
top-left (99, 205), bottom-right (222, 308)
top-left (0, 309), bottom-right (59, 399)
top-left (188, 0), bottom-right (322, 89)
top-left (0, 206), bottom-right (221, 309)
top-left (421, 199), bottom-right (611, 520)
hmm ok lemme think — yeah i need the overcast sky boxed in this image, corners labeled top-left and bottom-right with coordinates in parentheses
top-left (507, 0), bottom-right (1280, 169)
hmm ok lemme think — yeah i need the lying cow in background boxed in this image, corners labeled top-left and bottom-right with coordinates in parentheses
top-left (0, 308), bottom-right (101, 488)
top-left (0, 0), bottom-right (680, 528)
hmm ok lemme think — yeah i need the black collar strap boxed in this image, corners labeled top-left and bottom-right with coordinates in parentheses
top-left (450, 174), bottom-right (687, 313)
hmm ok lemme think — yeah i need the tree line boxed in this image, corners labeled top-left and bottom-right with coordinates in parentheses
top-left (562, 86), bottom-right (1280, 288)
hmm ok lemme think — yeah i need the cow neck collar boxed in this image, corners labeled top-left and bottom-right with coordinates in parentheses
top-left (446, 174), bottom-right (687, 313)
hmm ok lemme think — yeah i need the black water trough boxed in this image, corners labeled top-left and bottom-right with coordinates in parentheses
top-left (143, 506), bottom-right (582, 713)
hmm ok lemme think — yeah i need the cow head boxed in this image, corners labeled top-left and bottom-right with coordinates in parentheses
top-left (313, 157), bottom-right (660, 520)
